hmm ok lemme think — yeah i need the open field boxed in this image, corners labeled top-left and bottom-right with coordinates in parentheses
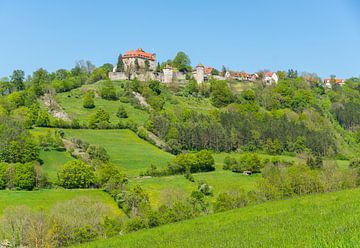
top-left (64, 129), bottom-right (174, 176)
top-left (74, 188), bottom-right (360, 248)
top-left (0, 189), bottom-right (122, 215)
top-left (39, 150), bottom-right (75, 181)
top-left (132, 170), bottom-right (260, 207)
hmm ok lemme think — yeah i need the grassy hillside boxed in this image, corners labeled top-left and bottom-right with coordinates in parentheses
top-left (133, 171), bottom-right (260, 207)
top-left (74, 188), bottom-right (360, 248)
top-left (0, 189), bottom-right (122, 215)
top-left (64, 129), bottom-right (174, 176)
top-left (55, 82), bottom-right (149, 126)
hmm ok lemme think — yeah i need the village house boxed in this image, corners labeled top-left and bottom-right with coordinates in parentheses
top-left (225, 71), bottom-right (258, 81)
top-left (323, 78), bottom-right (345, 88)
top-left (264, 72), bottom-right (279, 85)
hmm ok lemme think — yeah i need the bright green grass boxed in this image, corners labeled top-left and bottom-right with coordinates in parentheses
top-left (55, 83), bottom-right (149, 127)
top-left (74, 188), bottom-right (360, 248)
top-left (0, 189), bottom-right (122, 215)
top-left (132, 170), bottom-right (259, 207)
top-left (163, 95), bottom-right (216, 115)
top-left (64, 129), bottom-right (174, 176)
top-left (39, 150), bottom-right (75, 181)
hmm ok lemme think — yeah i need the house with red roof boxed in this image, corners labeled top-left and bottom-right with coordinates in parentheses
top-left (323, 78), bottom-right (345, 88)
top-left (264, 72), bottom-right (278, 84)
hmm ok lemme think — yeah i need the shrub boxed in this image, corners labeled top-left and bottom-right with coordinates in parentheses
top-left (86, 145), bottom-right (110, 163)
top-left (89, 108), bottom-right (110, 129)
top-left (57, 160), bottom-right (95, 189)
top-left (100, 81), bottom-right (117, 100)
top-left (116, 105), bottom-right (128, 118)
top-left (83, 91), bottom-right (95, 109)
top-left (168, 150), bottom-right (215, 175)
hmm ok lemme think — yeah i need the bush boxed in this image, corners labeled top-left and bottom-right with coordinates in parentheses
top-left (100, 81), bottom-right (117, 100)
top-left (83, 91), bottom-right (95, 109)
top-left (86, 145), bottom-right (110, 163)
top-left (223, 153), bottom-right (267, 173)
top-left (57, 160), bottom-right (95, 189)
top-left (168, 150), bottom-right (215, 175)
top-left (116, 105), bottom-right (128, 118)
top-left (89, 108), bottom-right (110, 129)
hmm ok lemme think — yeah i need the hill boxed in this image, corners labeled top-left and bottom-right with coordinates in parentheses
top-left (74, 188), bottom-right (360, 248)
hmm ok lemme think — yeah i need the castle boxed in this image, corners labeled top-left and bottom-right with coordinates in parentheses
top-left (109, 48), bottom-right (278, 85)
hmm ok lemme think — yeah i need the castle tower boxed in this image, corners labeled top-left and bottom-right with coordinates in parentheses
top-left (194, 64), bottom-right (205, 84)
top-left (163, 65), bottom-right (174, 83)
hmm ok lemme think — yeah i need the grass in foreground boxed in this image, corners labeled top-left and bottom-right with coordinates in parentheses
top-left (0, 189), bottom-right (122, 215)
top-left (74, 188), bottom-right (360, 247)
top-left (65, 129), bottom-right (174, 176)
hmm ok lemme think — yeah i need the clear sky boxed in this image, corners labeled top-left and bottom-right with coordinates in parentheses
top-left (0, 0), bottom-right (359, 78)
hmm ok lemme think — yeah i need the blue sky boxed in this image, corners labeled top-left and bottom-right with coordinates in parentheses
top-left (0, 0), bottom-right (359, 78)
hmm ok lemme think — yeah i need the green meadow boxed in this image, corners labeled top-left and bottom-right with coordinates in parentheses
top-left (39, 150), bottom-right (75, 181)
top-left (74, 188), bottom-right (360, 248)
top-left (132, 170), bottom-right (260, 207)
top-left (64, 129), bottom-right (174, 176)
top-left (0, 189), bottom-right (122, 215)
top-left (55, 82), bottom-right (149, 127)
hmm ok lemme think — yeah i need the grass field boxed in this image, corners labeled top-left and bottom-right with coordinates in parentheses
top-left (132, 170), bottom-right (260, 207)
top-left (74, 188), bottom-right (360, 248)
top-left (39, 150), bottom-right (75, 181)
top-left (55, 82), bottom-right (149, 127)
top-left (0, 189), bottom-right (122, 215)
top-left (64, 129), bottom-right (174, 176)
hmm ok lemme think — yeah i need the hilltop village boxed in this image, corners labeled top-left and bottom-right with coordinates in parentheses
top-left (109, 48), bottom-right (345, 88)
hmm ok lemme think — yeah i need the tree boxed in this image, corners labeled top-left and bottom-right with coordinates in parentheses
top-left (0, 117), bottom-right (39, 163)
top-left (118, 185), bottom-right (150, 217)
top-left (57, 160), bottom-right (95, 188)
top-left (89, 108), bottom-right (110, 128)
top-left (83, 91), bottom-right (95, 109)
top-left (134, 58), bottom-right (140, 71)
top-left (210, 80), bottom-right (234, 107)
top-left (221, 65), bottom-right (227, 75)
top-left (287, 69), bottom-right (298, 79)
top-left (100, 81), bottom-right (117, 100)
top-left (144, 59), bottom-right (150, 71)
top-left (172, 52), bottom-right (191, 72)
top-left (116, 54), bottom-right (124, 72)
top-left (116, 105), bottom-right (128, 118)
top-left (10, 70), bottom-right (25, 91)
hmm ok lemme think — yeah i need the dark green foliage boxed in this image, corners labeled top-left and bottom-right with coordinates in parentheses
top-left (349, 158), bottom-right (360, 168)
top-left (116, 105), bottom-right (128, 118)
top-left (0, 117), bottom-right (39, 163)
top-left (306, 154), bottom-right (323, 169)
top-left (168, 150), bottom-right (215, 174)
top-left (210, 80), bottom-right (234, 107)
top-left (57, 160), bottom-right (95, 189)
top-left (116, 54), bottom-right (124, 72)
top-left (10, 70), bottom-right (25, 91)
top-left (223, 153), bottom-right (268, 173)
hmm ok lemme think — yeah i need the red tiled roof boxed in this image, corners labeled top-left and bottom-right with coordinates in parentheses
top-left (204, 67), bottom-right (213, 74)
top-left (265, 72), bottom-right (274, 77)
top-left (123, 48), bottom-right (156, 61)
